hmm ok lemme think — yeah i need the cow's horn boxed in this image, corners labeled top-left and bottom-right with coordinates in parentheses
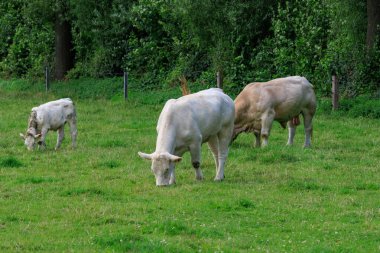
top-left (138, 152), bottom-right (153, 160)
top-left (166, 153), bottom-right (182, 163)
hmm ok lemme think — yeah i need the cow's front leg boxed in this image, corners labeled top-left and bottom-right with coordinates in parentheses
top-left (190, 143), bottom-right (203, 181)
top-left (55, 127), bottom-right (65, 150)
top-left (261, 110), bottom-right (275, 147)
top-left (169, 162), bottom-right (176, 185)
top-left (38, 128), bottom-right (48, 150)
top-left (67, 115), bottom-right (77, 149)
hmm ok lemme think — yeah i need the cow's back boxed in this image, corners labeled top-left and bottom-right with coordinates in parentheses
top-left (34, 98), bottom-right (76, 130)
top-left (158, 89), bottom-right (234, 141)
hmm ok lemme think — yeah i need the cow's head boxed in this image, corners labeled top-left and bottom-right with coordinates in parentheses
top-left (19, 132), bottom-right (41, 151)
top-left (138, 151), bottom-right (182, 186)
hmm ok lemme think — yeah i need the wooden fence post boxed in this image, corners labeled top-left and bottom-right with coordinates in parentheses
top-left (124, 71), bottom-right (128, 100)
top-left (45, 66), bottom-right (50, 92)
top-left (217, 71), bottom-right (223, 90)
top-left (332, 75), bottom-right (339, 110)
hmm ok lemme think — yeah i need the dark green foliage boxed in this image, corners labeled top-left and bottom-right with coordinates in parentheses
top-left (0, 1), bottom-right (54, 78)
top-left (0, 0), bottom-right (378, 95)
top-left (270, 0), bottom-right (330, 83)
top-left (341, 97), bottom-right (380, 118)
top-left (318, 96), bottom-right (380, 118)
top-left (323, 0), bottom-right (373, 96)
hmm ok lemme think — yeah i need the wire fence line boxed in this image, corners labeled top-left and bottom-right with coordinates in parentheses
top-left (43, 67), bottom-right (340, 108)
top-left (43, 68), bottom-right (225, 101)
top-left (44, 68), bottom-right (129, 100)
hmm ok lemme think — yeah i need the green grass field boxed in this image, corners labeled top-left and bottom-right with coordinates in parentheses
top-left (0, 83), bottom-right (379, 252)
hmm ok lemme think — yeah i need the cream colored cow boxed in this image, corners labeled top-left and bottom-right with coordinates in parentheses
top-left (20, 98), bottom-right (77, 150)
top-left (232, 76), bottom-right (316, 147)
top-left (139, 88), bottom-right (235, 186)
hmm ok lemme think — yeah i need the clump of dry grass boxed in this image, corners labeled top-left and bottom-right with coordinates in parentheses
top-left (179, 75), bottom-right (190, 96)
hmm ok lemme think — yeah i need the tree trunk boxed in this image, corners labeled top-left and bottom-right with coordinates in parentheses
top-left (54, 17), bottom-right (74, 80)
top-left (366, 0), bottom-right (380, 50)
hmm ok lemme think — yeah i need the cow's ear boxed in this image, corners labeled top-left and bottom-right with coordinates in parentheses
top-left (138, 152), bottom-right (153, 160)
top-left (35, 134), bottom-right (42, 139)
top-left (166, 153), bottom-right (182, 163)
top-left (19, 133), bottom-right (25, 140)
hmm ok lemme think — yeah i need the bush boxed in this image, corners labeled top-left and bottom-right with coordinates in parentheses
top-left (345, 97), bottom-right (380, 118)
top-left (318, 96), bottom-right (380, 119)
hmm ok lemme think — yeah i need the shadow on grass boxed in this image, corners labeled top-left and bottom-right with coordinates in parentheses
top-left (93, 232), bottom-right (177, 252)
top-left (281, 177), bottom-right (331, 192)
top-left (0, 157), bottom-right (23, 168)
top-left (17, 177), bottom-right (60, 184)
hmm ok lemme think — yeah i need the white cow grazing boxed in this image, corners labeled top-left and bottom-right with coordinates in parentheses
top-left (20, 98), bottom-right (77, 151)
top-left (138, 88), bottom-right (235, 186)
top-left (232, 76), bottom-right (316, 147)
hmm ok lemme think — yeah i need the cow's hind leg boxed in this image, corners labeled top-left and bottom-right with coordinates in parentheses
top-left (303, 111), bottom-right (314, 148)
top-left (215, 127), bottom-right (232, 181)
top-left (38, 128), bottom-right (48, 150)
top-left (207, 135), bottom-right (219, 173)
top-left (55, 127), bottom-right (65, 150)
top-left (67, 114), bottom-right (78, 149)
top-left (287, 120), bottom-right (297, 146)
top-left (189, 142), bottom-right (203, 181)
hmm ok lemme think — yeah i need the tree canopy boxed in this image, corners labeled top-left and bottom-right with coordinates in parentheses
top-left (0, 0), bottom-right (379, 95)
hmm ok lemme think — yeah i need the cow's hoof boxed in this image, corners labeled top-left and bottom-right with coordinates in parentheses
top-left (214, 176), bottom-right (224, 182)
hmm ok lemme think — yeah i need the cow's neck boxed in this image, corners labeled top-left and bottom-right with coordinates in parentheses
top-left (155, 126), bottom-right (176, 154)
top-left (27, 127), bottom-right (38, 136)
top-left (28, 110), bottom-right (38, 129)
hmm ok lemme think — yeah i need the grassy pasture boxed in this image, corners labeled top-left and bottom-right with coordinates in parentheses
top-left (0, 85), bottom-right (379, 252)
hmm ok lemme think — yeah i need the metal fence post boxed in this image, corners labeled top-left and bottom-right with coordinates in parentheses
top-left (217, 71), bottom-right (223, 90)
top-left (332, 75), bottom-right (339, 110)
top-left (45, 66), bottom-right (50, 92)
top-left (124, 71), bottom-right (128, 100)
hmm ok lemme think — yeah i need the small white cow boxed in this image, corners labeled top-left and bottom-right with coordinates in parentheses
top-left (232, 76), bottom-right (316, 147)
top-left (20, 98), bottom-right (77, 151)
top-left (138, 88), bottom-right (235, 186)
